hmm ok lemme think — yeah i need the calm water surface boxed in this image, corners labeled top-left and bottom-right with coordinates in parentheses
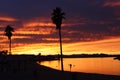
top-left (39, 57), bottom-right (120, 76)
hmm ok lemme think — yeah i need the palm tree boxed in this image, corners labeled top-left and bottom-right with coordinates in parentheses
top-left (51, 7), bottom-right (65, 72)
top-left (5, 25), bottom-right (14, 55)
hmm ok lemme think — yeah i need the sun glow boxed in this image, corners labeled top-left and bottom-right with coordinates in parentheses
top-left (12, 43), bottom-right (60, 55)
top-left (9, 37), bottom-right (120, 55)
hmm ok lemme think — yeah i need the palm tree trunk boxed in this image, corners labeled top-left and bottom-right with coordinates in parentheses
top-left (9, 38), bottom-right (11, 55)
top-left (58, 28), bottom-right (64, 72)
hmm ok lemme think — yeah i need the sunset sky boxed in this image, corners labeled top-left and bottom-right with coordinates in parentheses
top-left (0, 0), bottom-right (120, 55)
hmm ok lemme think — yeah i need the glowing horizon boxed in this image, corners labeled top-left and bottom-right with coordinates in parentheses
top-left (4, 37), bottom-right (120, 55)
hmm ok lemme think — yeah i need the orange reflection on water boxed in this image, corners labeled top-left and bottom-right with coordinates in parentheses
top-left (40, 58), bottom-right (120, 76)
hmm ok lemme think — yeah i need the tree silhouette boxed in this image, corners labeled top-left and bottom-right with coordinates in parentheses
top-left (51, 7), bottom-right (65, 72)
top-left (5, 25), bottom-right (14, 55)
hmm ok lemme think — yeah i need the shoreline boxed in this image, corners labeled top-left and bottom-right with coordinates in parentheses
top-left (0, 62), bottom-right (120, 80)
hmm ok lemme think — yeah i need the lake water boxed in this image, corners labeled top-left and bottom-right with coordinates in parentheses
top-left (39, 57), bottom-right (120, 76)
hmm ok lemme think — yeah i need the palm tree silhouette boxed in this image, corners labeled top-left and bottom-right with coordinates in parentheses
top-left (51, 7), bottom-right (65, 72)
top-left (5, 25), bottom-right (14, 55)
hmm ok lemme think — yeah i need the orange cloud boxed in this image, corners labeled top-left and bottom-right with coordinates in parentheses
top-left (24, 22), bottom-right (55, 27)
top-left (103, 1), bottom-right (120, 7)
top-left (42, 38), bottom-right (59, 41)
top-left (0, 16), bottom-right (17, 21)
top-left (23, 21), bottom-right (75, 27)
top-left (42, 38), bottom-right (71, 41)
top-left (12, 36), bottom-right (32, 39)
top-left (22, 17), bottom-right (85, 28)
top-left (0, 38), bottom-right (7, 43)
top-left (16, 18), bottom-right (83, 36)
top-left (0, 31), bottom-right (4, 34)
top-left (15, 26), bottom-right (56, 35)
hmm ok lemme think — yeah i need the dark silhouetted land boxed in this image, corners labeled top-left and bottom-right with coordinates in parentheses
top-left (0, 58), bottom-right (120, 80)
top-left (0, 53), bottom-right (120, 80)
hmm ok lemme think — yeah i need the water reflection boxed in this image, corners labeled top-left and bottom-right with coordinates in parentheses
top-left (39, 57), bottom-right (120, 76)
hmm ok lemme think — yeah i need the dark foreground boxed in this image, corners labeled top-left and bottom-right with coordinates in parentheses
top-left (0, 62), bottom-right (120, 80)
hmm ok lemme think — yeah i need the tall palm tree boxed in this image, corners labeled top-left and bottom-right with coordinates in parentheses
top-left (51, 7), bottom-right (65, 72)
top-left (5, 25), bottom-right (14, 55)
